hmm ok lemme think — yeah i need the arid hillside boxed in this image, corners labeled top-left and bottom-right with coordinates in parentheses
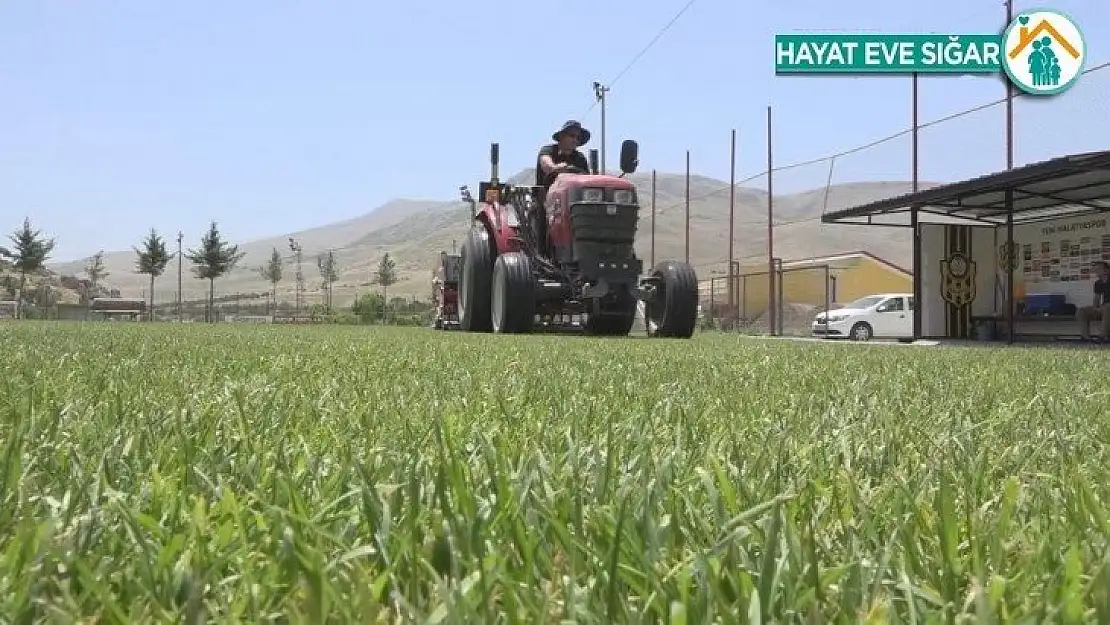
top-left (48, 170), bottom-right (926, 305)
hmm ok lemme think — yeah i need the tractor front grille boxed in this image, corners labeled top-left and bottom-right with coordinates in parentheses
top-left (570, 203), bottom-right (639, 262)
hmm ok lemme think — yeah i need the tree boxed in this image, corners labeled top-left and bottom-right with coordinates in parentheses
top-left (86, 250), bottom-right (109, 299)
top-left (317, 250), bottom-right (338, 311)
top-left (184, 221), bottom-right (245, 322)
top-left (375, 252), bottom-right (398, 321)
top-left (134, 229), bottom-right (171, 321)
top-left (256, 247), bottom-right (283, 315)
top-left (0, 275), bottom-right (16, 299)
top-left (0, 218), bottom-right (56, 319)
top-left (352, 291), bottom-right (385, 324)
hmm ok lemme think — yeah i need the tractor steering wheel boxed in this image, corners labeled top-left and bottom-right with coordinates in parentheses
top-left (544, 163), bottom-right (586, 185)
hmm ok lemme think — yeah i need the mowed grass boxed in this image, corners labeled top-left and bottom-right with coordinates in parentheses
top-left (1, 322), bottom-right (1109, 623)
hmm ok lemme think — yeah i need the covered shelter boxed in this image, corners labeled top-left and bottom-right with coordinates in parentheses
top-left (821, 151), bottom-right (1110, 343)
top-left (89, 297), bottom-right (147, 321)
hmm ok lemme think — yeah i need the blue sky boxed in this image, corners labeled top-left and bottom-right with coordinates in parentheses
top-left (2, 0), bottom-right (1105, 262)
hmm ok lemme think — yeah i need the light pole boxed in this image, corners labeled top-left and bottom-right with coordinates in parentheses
top-left (177, 231), bottom-right (183, 322)
top-left (592, 81), bottom-right (610, 174)
top-left (288, 237), bottom-right (303, 313)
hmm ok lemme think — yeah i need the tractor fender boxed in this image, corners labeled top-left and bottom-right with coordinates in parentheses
top-left (473, 213), bottom-right (501, 257)
top-left (477, 205), bottom-right (521, 256)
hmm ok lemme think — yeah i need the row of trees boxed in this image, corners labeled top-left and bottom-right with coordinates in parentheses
top-left (0, 218), bottom-right (56, 318)
top-left (2, 218), bottom-right (244, 321)
top-left (3, 217), bottom-right (404, 321)
top-left (252, 246), bottom-right (399, 317)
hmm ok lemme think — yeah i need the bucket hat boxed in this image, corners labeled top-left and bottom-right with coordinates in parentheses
top-left (552, 120), bottom-right (591, 146)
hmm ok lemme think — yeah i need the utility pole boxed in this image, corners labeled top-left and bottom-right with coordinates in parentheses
top-left (911, 73), bottom-right (921, 340)
top-left (650, 169), bottom-right (656, 267)
top-left (684, 150), bottom-right (691, 264)
top-left (766, 106), bottom-right (776, 336)
top-left (728, 129), bottom-right (736, 315)
top-left (592, 81), bottom-right (610, 174)
top-left (288, 237), bottom-right (303, 313)
top-left (1004, 0), bottom-right (1014, 170)
top-left (177, 231), bottom-right (183, 322)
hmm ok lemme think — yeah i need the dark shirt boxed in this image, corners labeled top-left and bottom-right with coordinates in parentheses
top-left (1095, 279), bottom-right (1110, 305)
top-left (536, 144), bottom-right (590, 187)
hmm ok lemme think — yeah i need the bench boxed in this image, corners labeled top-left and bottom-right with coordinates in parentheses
top-left (973, 313), bottom-right (1092, 341)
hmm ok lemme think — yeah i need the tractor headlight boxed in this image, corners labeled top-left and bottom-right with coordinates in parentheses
top-left (613, 189), bottom-right (634, 204)
top-left (581, 188), bottom-right (604, 202)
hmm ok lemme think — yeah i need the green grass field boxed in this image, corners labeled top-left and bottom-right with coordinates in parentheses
top-left (1, 322), bottom-right (1108, 623)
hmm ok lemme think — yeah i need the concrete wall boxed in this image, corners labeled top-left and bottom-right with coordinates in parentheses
top-left (703, 255), bottom-right (912, 320)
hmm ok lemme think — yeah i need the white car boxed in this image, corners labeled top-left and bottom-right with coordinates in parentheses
top-left (812, 293), bottom-right (915, 341)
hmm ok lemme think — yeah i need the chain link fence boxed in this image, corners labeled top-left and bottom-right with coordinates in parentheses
top-left (699, 264), bottom-right (833, 336)
top-left (676, 61), bottom-right (1108, 335)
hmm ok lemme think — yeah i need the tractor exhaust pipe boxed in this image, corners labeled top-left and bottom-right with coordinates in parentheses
top-left (589, 149), bottom-right (599, 175)
top-left (490, 143), bottom-right (499, 186)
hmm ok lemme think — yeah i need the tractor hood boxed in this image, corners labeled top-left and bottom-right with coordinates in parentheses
top-left (548, 173), bottom-right (636, 193)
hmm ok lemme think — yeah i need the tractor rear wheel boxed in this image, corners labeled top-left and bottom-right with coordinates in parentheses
top-left (584, 294), bottom-right (637, 336)
top-left (645, 260), bottom-right (699, 339)
top-left (491, 252), bottom-right (535, 333)
top-left (459, 224), bottom-right (495, 332)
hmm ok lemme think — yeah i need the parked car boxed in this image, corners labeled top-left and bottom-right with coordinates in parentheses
top-left (812, 293), bottom-right (915, 341)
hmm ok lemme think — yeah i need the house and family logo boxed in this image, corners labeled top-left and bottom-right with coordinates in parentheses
top-left (1001, 9), bottom-right (1085, 95)
top-left (774, 8), bottom-right (1087, 96)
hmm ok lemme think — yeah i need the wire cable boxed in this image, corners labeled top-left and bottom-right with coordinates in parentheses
top-left (577, 0), bottom-right (698, 119)
top-left (643, 61), bottom-right (1109, 219)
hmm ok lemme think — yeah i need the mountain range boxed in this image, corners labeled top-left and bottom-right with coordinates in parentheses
top-left (47, 169), bottom-right (925, 305)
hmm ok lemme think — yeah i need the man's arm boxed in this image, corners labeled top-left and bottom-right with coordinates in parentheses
top-left (538, 145), bottom-right (559, 175)
top-left (573, 151), bottom-right (591, 172)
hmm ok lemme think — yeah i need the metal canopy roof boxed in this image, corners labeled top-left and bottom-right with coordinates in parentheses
top-left (821, 151), bottom-right (1110, 227)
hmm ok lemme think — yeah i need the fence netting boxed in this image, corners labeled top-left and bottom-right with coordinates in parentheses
top-left (18, 64), bottom-right (1106, 330)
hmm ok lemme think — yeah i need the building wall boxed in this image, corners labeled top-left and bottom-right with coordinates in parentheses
top-left (56, 303), bottom-right (89, 321)
top-left (834, 257), bottom-right (913, 304)
top-left (920, 224), bottom-right (997, 338)
top-left (704, 255), bottom-right (911, 320)
top-left (1011, 215), bottom-right (1109, 307)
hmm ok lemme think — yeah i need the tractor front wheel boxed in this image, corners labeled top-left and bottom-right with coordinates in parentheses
top-left (645, 260), bottom-right (699, 339)
top-left (491, 252), bottom-right (535, 333)
top-left (459, 224), bottom-right (495, 332)
top-left (584, 293), bottom-right (637, 336)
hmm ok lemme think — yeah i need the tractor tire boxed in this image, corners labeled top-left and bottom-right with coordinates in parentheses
top-left (491, 252), bottom-right (535, 334)
top-left (584, 294), bottom-right (637, 336)
top-left (459, 223), bottom-right (496, 332)
top-left (645, 260), bottom-right (699, 339)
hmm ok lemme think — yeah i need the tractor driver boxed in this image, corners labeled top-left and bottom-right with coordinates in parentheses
top-left (536, 120), bottom-right (591, 189)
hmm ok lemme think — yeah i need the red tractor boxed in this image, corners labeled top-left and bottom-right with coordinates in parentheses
top-left (455, 140), bottom-right (698, 337)
top-left (432, 251), bottom-right (461, 329)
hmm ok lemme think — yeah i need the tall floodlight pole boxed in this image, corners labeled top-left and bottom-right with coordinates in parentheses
top-left (593, 81), bottom-right (610, 174)
top-left (177, 231), bottom-right (183, 322)
top-left (288, 237), bottom-right (303, 313)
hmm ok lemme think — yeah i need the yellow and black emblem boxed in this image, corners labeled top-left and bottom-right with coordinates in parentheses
top-left (940, 251), bottom-right (976, 307)
top-left (997, 241), bottom-right (1017, 272)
